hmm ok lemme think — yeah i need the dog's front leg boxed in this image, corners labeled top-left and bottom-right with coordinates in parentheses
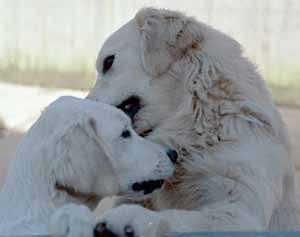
top-left (94, 203), bottom-right (264, 237)
top-left (158, 203), bottom-right (264, 231)
top-left (94, 204), bottom-right (170, 237)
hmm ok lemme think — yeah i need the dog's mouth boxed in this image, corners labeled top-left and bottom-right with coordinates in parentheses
top-left (55, 182), bottom-right (100, 206)
top-left (131, 179), bottom-right (165, 195)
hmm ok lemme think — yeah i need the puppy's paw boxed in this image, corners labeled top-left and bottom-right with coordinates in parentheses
top-left (94, 204), bottom-right (170, 237)
top-left (49, 204), bottom-right (95, 237)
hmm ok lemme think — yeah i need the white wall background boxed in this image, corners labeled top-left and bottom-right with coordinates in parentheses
top-left (0, 0), bottom-right (299, 86)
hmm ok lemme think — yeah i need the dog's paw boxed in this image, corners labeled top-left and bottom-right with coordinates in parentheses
top-left (49, 204), bottom-right (95, 237)
top-left (94, 204), bottom-right (170, 237)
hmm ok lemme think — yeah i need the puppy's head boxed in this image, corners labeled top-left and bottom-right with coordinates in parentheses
top-left (45, 97), bottom-right (174, 206)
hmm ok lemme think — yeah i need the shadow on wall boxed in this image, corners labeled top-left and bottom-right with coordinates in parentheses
top-left (0, 127), bottom-right (24, 188)
top-left (0, 67), bottom-right (95, 91)
top-left (0, 119), bottom-right (6, 133)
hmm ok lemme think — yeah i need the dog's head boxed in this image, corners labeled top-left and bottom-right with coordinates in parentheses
top-left (87, 8), bottom-right (280, 149)
top-left (87, 12), bottom-right (187, 137)
top-left (30, 97), bottom-right (175, 207)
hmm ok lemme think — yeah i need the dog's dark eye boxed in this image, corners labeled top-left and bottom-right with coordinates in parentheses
top-left (102, 55), bottom-right (115, 74)
top-left (121, 129), bottom-right (131, 138)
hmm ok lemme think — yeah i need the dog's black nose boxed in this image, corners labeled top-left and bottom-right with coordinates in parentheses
top-left (117, 96), bottom-right (141, 122)
top-left (94, 222), bottom-right (118, 237)
top-left (166, 149), bottom-right (178, 163)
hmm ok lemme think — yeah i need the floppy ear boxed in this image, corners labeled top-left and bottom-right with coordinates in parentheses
top-left (82, 118), bottom-right (114, 163)
top-left (51, 118), bottom-right (107, 178)
top-left (51, 117), bottom-right (119, 198)
top-left (136, 8), bottom-right (203, 76)
top-left (136, 8), bottom-right (276, 149)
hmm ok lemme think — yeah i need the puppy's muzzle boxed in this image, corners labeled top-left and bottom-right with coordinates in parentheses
top-left (131, 149), bottom-right (177, 195)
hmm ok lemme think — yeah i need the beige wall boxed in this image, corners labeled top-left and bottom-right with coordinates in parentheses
top-left (0, 0), bottom-right (299, 87)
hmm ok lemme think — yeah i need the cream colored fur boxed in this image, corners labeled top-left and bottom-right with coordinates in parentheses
top-left (61, 7), bottom-right (299, 236)
top-left (0, 96), bottom-right (174, 235)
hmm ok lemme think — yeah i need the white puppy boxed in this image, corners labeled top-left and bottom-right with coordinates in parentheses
top-left (0, 96), bottom-right (174, 235)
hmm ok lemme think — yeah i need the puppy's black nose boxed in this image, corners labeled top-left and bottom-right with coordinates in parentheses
top-left (94, 222), bottom-right (118, 237)
top-left (166, 149), bottom-right (178, 163)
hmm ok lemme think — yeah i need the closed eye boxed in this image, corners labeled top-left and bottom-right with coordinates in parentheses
top-left (102, 54), bottom-right (115, 74)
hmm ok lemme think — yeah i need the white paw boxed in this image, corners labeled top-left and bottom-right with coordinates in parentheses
top-left (94, 204), bottom-right (170, 237)
top-left (49, 204), bottom-right (95, 237)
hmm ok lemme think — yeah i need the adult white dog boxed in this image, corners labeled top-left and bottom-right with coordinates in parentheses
top-left (87, 7), bottom-right (300, 236)
top-left (0, 96), bottom-right (174, 235)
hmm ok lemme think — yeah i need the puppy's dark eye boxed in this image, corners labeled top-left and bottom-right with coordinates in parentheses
top-left (102, 54), bottom-right (115, 74)
top-left (121, 129), bottom-right (131, 138)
